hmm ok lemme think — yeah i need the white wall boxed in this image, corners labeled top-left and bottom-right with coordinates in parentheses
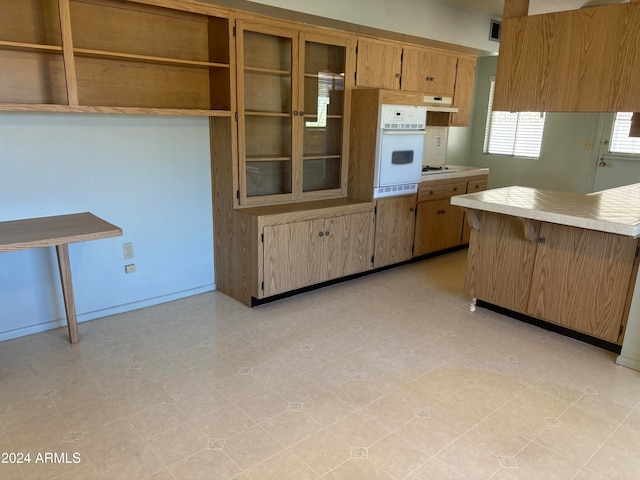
top-left (467, 56), bottom-right (606, 193)
top-left (218, 0), bottom-right (500, 53)
top-left (0, 113), bottom-right (214, 341)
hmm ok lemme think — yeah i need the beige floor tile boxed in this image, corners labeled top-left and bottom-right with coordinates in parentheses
top-left (223, 425), bottom-right (284, 470)
top-left (604, 426), bottom-right (640, 462)
top-left (235, 389), bottom-right (288, 423)
top-left (515, 442), bottom-right (582, 480)
top-left (404, 458), bottom-right (466, 480)
top-left (148, 421), bottom-right (209, 466)
top-left (327, 411), bottom-right (389, 448)
top-left (0, 397), bottom-right (58, 431)
top-left (303, 392), bottom-right (356, 427)
top-left (197, 404), bottom-right (255, 440)
top-left (324, 458), bottom-right (395, 480)
top-left (260, 410), bottom-right (323, 448)
top-left (170, 449), bottom-right (241, 480)
top-left (290, 430), bottom-right (351, 476)
top-left (245, 449), bottom-right (318, 480)
top-left (128, 402), bottom-right (189, 439)
top-left (435, 436), bottom-right (501, 480)
top-left (92, 441), bottom-right (164, 480)
top-left (176, 384), bottom-right (231, 419)
top-left (369, 433), bottom-right (430, 479)
top-left (396, 417), bottom-right (460, 457)
top-left (2, 251), bottom-right (640, 479)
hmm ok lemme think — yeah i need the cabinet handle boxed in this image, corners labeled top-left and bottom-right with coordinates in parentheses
top-left (438, 210), bottom-right (445, 214)
top-left (429, 190), bottom-right (434, 195)
top-left (325, 230), bottom-right (329, 236)
top-left (453, 187), bottom-right (458, 191)
top-left (409, 207), bottom-right (414, 212)
top-left (395, 73), bottom-right (401, 78)
top-left (426, 76), bottom-right (435, 82)
top-left (293, 111), bottom-right (299, 116)
top-left (599, 161), bottom-right (606, 167)
top-left (319, 231), bottom-right (324, 237)
top-left (539, 237), bottom-right (547, 244)
top-left (300, 111), bottom-right (305, 117)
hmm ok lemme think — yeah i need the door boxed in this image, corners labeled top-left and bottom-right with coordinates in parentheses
top-left (299, 33), bottom-right (349, 196)
top-left (355, 38), bottom-right (402, 89)
top-left (414, 199), bottom-right (464, 256)
top-left (325, 212), bottom-right (374, 279)
top-left (377, 131), bottom-right (425, 187)
top-left (374, 196), bottom-right (416, 268)
top-left (237, 21), bottom-right (297, 203)
top-left (527, 223), bottom-right (638, 343)
top-left (401, 47), bottom-right (457, 95)
top-left (263, 219), bottom-right (324, 296)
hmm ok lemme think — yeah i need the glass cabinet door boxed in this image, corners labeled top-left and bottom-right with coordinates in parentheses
top-left (300, 35), bottom-right (347, 194)
top-left (238, 22), bottom-right (296, 201)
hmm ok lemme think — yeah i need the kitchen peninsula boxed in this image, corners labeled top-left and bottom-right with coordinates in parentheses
top-left (451, 184), bottom-right (640, 371)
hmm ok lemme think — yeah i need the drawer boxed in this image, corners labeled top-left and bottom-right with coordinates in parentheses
top-left (467, 179), bottom-right (488, 193)
top-left (444, 182), bottom-right (466, 197)
top-left (418, 184), bottom-right (445, 201)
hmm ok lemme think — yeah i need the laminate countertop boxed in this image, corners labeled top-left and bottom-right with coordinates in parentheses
top-left (450, 183), bottom-right (640, 238)
top-left (421, 165), bottom-right (490, 182)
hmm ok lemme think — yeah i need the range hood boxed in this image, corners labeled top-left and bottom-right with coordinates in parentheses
top-left (423, 95), bottom-right (459, 113)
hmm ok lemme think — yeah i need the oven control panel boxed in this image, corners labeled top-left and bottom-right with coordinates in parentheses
top-left (379, 104), bottom-right (427, 130)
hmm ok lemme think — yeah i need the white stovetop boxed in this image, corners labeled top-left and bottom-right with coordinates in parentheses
top-left (450, 184), bottom-right (640, 237)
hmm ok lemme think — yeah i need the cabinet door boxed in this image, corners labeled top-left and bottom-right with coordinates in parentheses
top-left (237, 22), bottom-right (297, 203)
top-left (325, 212), bottom-right (374, 279)
top-left (527, 224), bottom-right (638, 343)
top-left (263, 219), bottom-right (325, 296)
top-left (355, 39), bottom-right (402, 90)
top-left (374, 196), bottom-right (416, 268)
top-left (449, 56), bottom-right (476, 127)
top-left (413, 198), bottom-right (464, 256)
top-left (300, 33), bottom-right (348, 196)
top-left (402, 48), bottom-right (457, 95)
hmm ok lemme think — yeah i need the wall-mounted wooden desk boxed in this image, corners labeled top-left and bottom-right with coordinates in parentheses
top-left (0, 213), bottom-right (122, 343)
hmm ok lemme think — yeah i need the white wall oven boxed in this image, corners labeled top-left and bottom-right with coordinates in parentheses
top-left (373, 104), bottom-right (427, 199)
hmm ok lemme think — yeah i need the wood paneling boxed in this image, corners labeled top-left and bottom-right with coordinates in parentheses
top-left (527, 223), bottom-right (638, 343)
top-left (374, 196), bottom-right (416, 268)
top-left (495, 3), bottom-right (640, 112)
top-left (413, 198), bottom-right (464, 256)
top-left (464, 212), bottom-right (538, 313)
top-left (401, 47), bottom-right (457, 96)
top-left (355, 38), bottom-right (402, 90)
top-left (325, 212), bottom-right (374, 279)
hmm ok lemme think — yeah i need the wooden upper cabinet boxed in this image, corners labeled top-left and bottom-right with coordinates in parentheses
top-left (355, 38), bottom-right (402, 90)
top-left (237, 21), bottom-right (352, 205)
top-left (495, 1), bottom-right (640, 112)
top-left (401, 47), bottom-right (457, 96)
top-left (450, 56), bottom-right (476, 126)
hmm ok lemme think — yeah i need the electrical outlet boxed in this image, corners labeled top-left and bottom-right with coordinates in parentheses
top-left (125, 264), bottom-right (136, 274)
top-left (123, 242), bottom-right (134, 259)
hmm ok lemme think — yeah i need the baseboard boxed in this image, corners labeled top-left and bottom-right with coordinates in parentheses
top-left (0, 283), bottom-right (216, 343)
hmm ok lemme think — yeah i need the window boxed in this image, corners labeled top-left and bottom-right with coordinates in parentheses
top-left (609, 112), bottom-right (640, 155)
top-left (483, 77), bottom-right (546, 158)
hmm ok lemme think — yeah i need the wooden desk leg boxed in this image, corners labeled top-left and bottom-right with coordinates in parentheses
top-left (56, 244), bottom-right (79, 344)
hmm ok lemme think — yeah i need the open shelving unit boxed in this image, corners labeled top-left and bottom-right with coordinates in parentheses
top-left (0, 0), bottom-right (233, 116)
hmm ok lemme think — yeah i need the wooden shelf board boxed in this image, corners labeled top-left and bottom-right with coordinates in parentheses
top-left (0, 103), bottom-right (231, 116)
top-left (303, 155), bottom-right (341, 160)
top-left (244, 66), bottom-right (291, 76)
top-left (244, 111), bottom-right (291, 117)
top-left (73, 47), bottom-right (229, 69)
top-left (0, 41), bottom-right (63, 54)
top-left (304, 72), bottom-right (345, 78)
top-left (246, 156), bottom-right (291, 162)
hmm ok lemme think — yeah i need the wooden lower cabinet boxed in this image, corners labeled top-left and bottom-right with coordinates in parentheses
top-left (263, 211), bottom-right (374, 297)
top-left (373, 196), bottom-right (416, 268)
top-left (465, 211), bottom-right (640, 345)
top-left (527, 223), bottom-right (638, 343)
top-left (414, 198), bottom-right (464, 256)
top-left (413, 175), bottom-right (486, 257)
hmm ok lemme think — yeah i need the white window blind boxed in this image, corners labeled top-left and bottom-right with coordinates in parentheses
top-left (610, 112), bottom-right (640, 155)
top-left (483, 77), bottom-right (546, 158)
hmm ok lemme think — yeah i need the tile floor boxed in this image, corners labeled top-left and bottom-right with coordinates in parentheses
top-left (1, 250), bottom-right (640, 480)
